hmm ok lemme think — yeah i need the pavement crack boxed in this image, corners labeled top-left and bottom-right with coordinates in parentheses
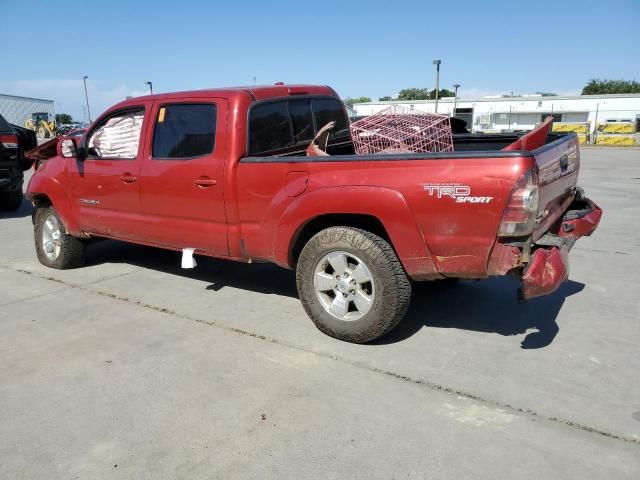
top-left (6, 265), bottom-right (640, 447)
top-left (83, 270), bottom-right (134, 286)
top-left (0, 286), bottom-right (72, 308)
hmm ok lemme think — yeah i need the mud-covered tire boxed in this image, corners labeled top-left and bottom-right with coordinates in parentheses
top-left (296, 226), bottom-right (411, 343)
top-left (34, 206), bottom-right (86, 269)
top-left (0, 190), bottom-right (23, 211)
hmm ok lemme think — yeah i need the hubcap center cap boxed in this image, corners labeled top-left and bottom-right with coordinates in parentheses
top-left (337, 279), bottom-right (350, 293)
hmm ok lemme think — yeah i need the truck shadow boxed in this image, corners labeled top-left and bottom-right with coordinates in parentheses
top-left (376, 277), bottom-right (585, 349)
top-left (87, 240), bottom-right (299, 298)
top-left (89, 240), bottom-right (584, 349)
top-left (0, 197), bottom-right (33, 219)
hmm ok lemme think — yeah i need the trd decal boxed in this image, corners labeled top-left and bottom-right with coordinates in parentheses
top-left (423, 184), bottom-right (493, 204)
top-left (79, 199), bottom-right (100, 206)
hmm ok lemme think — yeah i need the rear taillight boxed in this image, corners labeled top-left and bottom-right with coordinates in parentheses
top-left (498, 169), bottom-right (539, 237)
top-left (0, 134), bottom-right (18, 149)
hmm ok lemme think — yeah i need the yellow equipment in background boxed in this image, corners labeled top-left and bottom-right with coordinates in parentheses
top-left (596, 122), bottom-right (636, 134)
top-left (551, 122), bottom-right (589, 133)
top-left (25, 112), bottom-right (56, 138)
top-left (595, 135), bottom-right (636, 145)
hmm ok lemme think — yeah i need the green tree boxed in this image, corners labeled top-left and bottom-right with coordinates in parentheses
top-left (55, 113), bottom-right (73, 124)
top-left (343, 96), bottom-right (372, 108)
top-left (437, 88), bottom-right (456, 98)
top-left (397, 88), bottom-right (456, 100)
top-left (534, 91), bottom-right (558, 96)
top-left (397, 88), bottom-right (430, 100)
top-left (581, 79), bottom-right (640, 95)
top-left (379, 96), bottom-right (393, 101)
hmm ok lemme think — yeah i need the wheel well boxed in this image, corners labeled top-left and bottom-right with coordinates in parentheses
top-left (290, 214), bottom-right (391, 265)
top-left (29, 194), bottom-right (52, 223)
top-left (30, 193), bottom-right (52, 208)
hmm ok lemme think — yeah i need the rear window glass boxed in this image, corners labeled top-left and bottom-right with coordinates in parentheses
top-left (247, 97), bottom-right (350, 156)
top-left (0, 114), bottom-right (13, 133)
top-left (248, 102), bottom-right (293, 155)
top-left (290, 100), bottom-right (314, 143)
top-left (312, 98), bottom-right (349, 141)
top-left (153, 104), bottom-right (217, 158)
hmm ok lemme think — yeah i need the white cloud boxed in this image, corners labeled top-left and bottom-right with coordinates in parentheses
top-left (458, 87), bottom-right (506, 99)
top-left (0, 79), bottom-right (149, 122)
top-left (459, 87), bottom-right (581, 99)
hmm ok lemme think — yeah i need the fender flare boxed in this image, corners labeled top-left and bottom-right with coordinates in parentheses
top-left (27, 175), bottom-right (82, 236)
top-left (273, 186), bottom-right (438, 279)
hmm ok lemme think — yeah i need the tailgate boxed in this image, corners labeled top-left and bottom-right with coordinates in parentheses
top-left (502, 117), bottom-right (580, 241)
top-left (531, 133), bottom-right (579, 240)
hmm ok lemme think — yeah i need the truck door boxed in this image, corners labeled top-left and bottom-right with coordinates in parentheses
top-left (138, 98), bottom-right (228, 255)
top-left (67, 104), bottom-right (150, 238)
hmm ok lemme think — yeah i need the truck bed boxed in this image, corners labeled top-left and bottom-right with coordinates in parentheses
top-left (262, 131), bottom-right (574, 157)
top-left (245, 132), bottom-right (576, 160)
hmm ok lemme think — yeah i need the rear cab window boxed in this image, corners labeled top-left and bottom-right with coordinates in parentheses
top-left (312, 98), bottom-right (349, 143)
top-left (248, 102), bottom-right (292, 155)
top-left (247, 96), bottom-right (350, 156)
top-left (152, 103), bottom-right (217, 159)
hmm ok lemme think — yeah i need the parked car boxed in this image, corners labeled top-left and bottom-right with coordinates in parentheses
top-left (26, 84), bottom-right (601, 343)
top-left (56, 124), bottom-right (74, 136)
top-left (66, 128), bottom-right (87, 138)
top-left (0, 113), bottom-right (36, 210)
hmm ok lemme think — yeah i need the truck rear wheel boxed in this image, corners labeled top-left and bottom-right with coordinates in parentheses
top-left (34, 206), bottom-right (86, 269)
top-left (296, 226), bottom-right (411, 343)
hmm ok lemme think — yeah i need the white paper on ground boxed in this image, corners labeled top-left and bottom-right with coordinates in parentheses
top-left (181, 248), bottom-right (197, 269)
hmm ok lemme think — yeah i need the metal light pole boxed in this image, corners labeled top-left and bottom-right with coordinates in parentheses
top-left (145, 81), bottom-right (153, 95)
top-left (82, 76), bottom-right (91, 124)
top-left (432, 59), bottom-right (441, 113)
top-left (453, 83), bottom-right (460, 117)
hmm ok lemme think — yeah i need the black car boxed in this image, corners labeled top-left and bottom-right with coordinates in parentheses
top-left (0, 113), bottom-right (37, 211)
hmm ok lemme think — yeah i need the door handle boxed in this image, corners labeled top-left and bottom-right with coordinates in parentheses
top-left (120, 175), bottom-right (138, 184)
top-left (194, 178), bottom-right (217, 187)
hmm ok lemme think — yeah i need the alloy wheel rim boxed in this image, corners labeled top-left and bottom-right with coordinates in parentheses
top-left (313, 251), bottom-right (375, 321)
top-left (42, 214), bottom-right (62, 261)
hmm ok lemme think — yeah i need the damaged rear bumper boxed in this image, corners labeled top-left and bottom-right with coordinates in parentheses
top-left (519, 195), bottom-right (602, 301)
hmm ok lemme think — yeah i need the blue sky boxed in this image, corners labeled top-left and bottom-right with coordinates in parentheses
top-left (1, 0), bottom-right (638, 121)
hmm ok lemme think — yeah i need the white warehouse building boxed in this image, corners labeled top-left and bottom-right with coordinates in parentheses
top-left (353, 94), bottom-right (640, 143)
top-left (0, 93), bottom-right (55, 127)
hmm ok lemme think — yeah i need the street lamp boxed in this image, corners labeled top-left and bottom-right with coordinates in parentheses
top-left (453, 83), bottom-right (460, 117)
top-left (82, 75), bottom-right (91, 124)
top-left (145, 81), bottom-right (153, 95)
top-left (432, 59), bottom-right (441, 113)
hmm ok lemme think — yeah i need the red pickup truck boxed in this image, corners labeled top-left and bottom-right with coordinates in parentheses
top-left (26, 84), bottom-right (601, 343)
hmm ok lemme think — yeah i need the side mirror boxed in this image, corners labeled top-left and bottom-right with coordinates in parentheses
top-left (58, 138), bottom-right (77, 158)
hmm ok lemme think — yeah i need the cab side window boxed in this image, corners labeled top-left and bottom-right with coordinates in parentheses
top-left (87, 109), bottom-right (144, 159)
top-left (152, 104), bottom-right (217, 159)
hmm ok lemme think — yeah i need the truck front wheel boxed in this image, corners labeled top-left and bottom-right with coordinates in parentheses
top-left (296, 226), bottom-right (411, 343)
top-left (34, 206), bottom-right (86, 269)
